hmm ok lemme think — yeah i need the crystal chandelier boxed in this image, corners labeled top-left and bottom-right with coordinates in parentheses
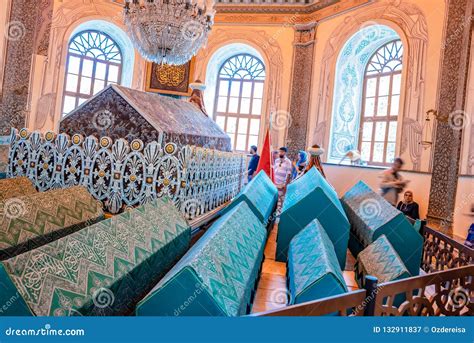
top-left (123, 0), bottom-right (215, 65)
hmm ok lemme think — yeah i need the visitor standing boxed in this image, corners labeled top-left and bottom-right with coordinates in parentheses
top-left (379, 157), bottom-right (409, 206)
top-left (274, 147), bottom-right (293, 212)
top-left (247, 145), bottom-right (260, 182)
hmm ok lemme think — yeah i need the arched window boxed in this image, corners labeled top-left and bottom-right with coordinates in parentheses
top-left (213, 54), bottom-right (266, 152)
top-left (359, 40), bottom-right (403, 165)
top-left (62, 30), bottom-right (123, 116)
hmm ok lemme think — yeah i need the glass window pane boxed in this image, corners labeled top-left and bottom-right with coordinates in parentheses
top-left (364, 98), bottom-right (375, 117)
top-left (373, 142), bottom-right (385, 162)
top-left (229, 134), bottom-right (235, 150)
top-left (362, 122), bottom-right (373, 141)
top-left (236, 134), bottom-right (247, 151)
top-left (93, 79), bottom-right (105, 95)
top-left (252, 99), bottom-right (262, 115)
top-left (79, 77), bottom-right (92, 94)
top-left (77, 98), bottom-right (87, 106)
top-left (68, 56), bottom-right (81, 74)
top-left (392, 74), bottom-right (401, 95)
top-left (361, 142), bottom-right (371, 161)
top-left (238, 118), bottom-right (248, 134)
top-left (108, 65), bottom-right (119, 82)
top-left (366, 78), bottom-right (377, 97)
top-left (390, 95), bottom-right (400, 116)
top-left (248, 135), bottom-right (258, 150)
top-left (228, 97), bottom-right (239, 113)
top-left (374, 122), bottom-right (387, 141)
top-left (230, 81), bottom-right (241, 97)
top-left (386, 143), bottom-right (396, 163)
top-left (377, 96), bottom-right (388, 116)
top-left (242, 82), bottom-right (252, 98)
top-left (249, 119), bottom-right (260, 135)
top-left (388, 121), bottom-right (398, 142)
top-left (217, 97), bottom-right (227, 112)
top-left (378, 76), bottom-right (390, 96)
top-left (215, 116), bottom-right (225, 130)
top-left (240, 98), bottom-right (251, 114)
top-left (65, 74), bottom-right (78, 92)
top-left (218, 80), bottom-right (229, 96)
top-left (82, 59), bottom-right (94, 77)
top-left (226, 117), bottom-right (237, 133)
top-left (63, 96), bottom-right (76, 114)
top-left (253, 82), bottom-right (264, 99)
top-left (95, 62), bottom-right (107, 80)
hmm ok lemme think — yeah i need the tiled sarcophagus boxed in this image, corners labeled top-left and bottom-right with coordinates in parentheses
top-left (341, 181), bottom-right (423, 276)
top-left (0, 177), bottom-right (37, 202)
top-left (223, 171), bottom-right (278, 225)
top-left (276, 167), bottom-right (349, 268)
top-left (355, 235), bottom-right (411, 288)
top-left (60, 85), bottom-right (231, 151)
top-left (136, 202), bottom-right (266, 316)
top-left (0, 197), bottom-right (191, 316)
top-left (0, 186), bottom-right (104, 260)
top-left (287, 219), bottom-right (347, 305)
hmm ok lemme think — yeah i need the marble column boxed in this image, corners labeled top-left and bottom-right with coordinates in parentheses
top-left (427, 0), bottom-right (473, 232)
top-left (285, 22), bottom-right (317, 160)
top-left (0, 0), bottom-right (53, 176)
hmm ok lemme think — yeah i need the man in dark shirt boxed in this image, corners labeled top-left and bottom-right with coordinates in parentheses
top-left (396, 190), bottom-right (420, 220)
top-left (247, 145), bottom-right (260, 182)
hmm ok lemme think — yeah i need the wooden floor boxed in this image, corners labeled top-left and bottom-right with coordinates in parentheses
top-left (251, 224), bottom-right (359, 314)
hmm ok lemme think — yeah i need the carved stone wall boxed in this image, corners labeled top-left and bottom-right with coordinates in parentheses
top-left (286, 23), bottom-right (317, 159)
top-left (0, 0), bottom-right (53, 136)
top-left (427, 0), bottom-right (473, 230)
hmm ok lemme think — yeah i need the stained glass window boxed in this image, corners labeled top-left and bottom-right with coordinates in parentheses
top-left (214, 54), bottom-right (266, 152)
top-left (62, 30), bottom-right (123, 116)
top-left (359, 40), bottom-right (403, 165)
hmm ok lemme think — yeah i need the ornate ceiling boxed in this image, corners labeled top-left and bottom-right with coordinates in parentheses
top-left (112, 0), bottom-right (371, 24)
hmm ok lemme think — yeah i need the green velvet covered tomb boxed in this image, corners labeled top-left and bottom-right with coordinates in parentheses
top-left (0, 186), bottom-right (104, 260)
top-left (276, 167), bottom-right (349, 268)
top-left (287, 219), bottom-right (348, 305)
top-left (223, 171), bottom-right (278, 225)
top-left (0, 197), bottom-right (191, 316)
top-left (136, 201), bottom-right (266, 316)
top-left (341, 181), bottom-right (422, 276)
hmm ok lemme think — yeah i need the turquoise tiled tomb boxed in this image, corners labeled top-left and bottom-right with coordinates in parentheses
top-left (341, 181), bottom-right (423, 276)
top-left (355, 235), bottom-right (411, 288)
top-left (276, 167), bottom-right (349, 268)
top-left (287, 219), bottom-right (348, 305)
top-left (0, 198), bottom-right (190, 316)
top-left (136, 201), bottom-right (267, 316)
top-left (223, 171), bottom-right (278, 225)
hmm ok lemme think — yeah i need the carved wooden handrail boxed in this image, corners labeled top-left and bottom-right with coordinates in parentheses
top-left (252, 290), bottom-right (367, 317)
top-left (374, 265), bottom-right (473, 316)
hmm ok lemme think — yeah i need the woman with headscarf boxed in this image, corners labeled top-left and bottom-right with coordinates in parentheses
top-left (292, 150), bottom-right (308, 180)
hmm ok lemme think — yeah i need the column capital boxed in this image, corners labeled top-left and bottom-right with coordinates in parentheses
top-left (294, 22), bottom-right (317, 46)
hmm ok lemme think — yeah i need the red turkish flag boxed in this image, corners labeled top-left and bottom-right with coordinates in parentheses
top-left (255, 127), bottom-right (273, 182)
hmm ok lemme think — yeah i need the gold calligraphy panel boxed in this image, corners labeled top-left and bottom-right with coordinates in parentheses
top-left (145, 58), bottom-right (195, 96)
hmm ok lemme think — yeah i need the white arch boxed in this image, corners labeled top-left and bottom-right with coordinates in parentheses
top-left (327, 24), bottom-right (401, 162)
top-left (69, 20), bottom-right (135, 88)
top-left (204, 43), bottom-right (265, 116)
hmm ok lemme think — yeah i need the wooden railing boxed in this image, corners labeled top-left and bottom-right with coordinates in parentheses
top-left (255, 222), bottom-right (474, 317)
